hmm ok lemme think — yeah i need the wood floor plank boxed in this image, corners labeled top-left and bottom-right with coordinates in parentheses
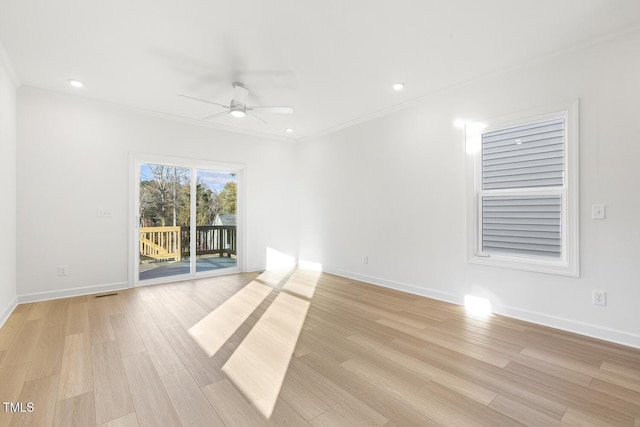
top-left (280, 370), bottom-right (330, 421)
top-left (25, 300), bottom-right (52, 321)
top-left (387, 336), bottom-right (569, 420)
top-left (267, 397), bottom-right (311, 427)
top-left (26, 323), bottom-right (65, 381)
top-left (289, 356), bottom-right (388, 427)
top-left (414, 381), bottom-right (521, 427)
top-left (160, 369), bottom-right (223, 426)
top-left (310, 410), bottom-right (355, 427)
top-left (92, 341), bottom-right (134, 425)
top-left (589, 378), bottom-right (640, 407)
top-left (202, 379), bottom-right (269, 427)
top-left (0, 363), bottom-right (30, 427)
top-left (97, 413), bottom-right (139, 427)
top-left (135, 321), bottom-right (184, 377)
top-left (562, 407), bottom-right (628, 427)
top-left (161, 325), bottom-right (224, 387)
top-left (53, 392), bottom-right (96, 427)
top-left (9, 374), bottom-right (58, 427)
top-left (137, 293), bottom-right (179, 330)
top-left (116, 291), bottom-right (154, 326)
top-left (88, 308), bottom-right (115, 346)
top-left (511, 352), bottom-right (593, 387)
top-left (601, 361), bottom-right (640, 381)
top-left (0, 319), bottom-right (43, 368)
top-left (44, 298), bottom-right (70, 328)
top-left (121, 353), bottom-right (181, 427)
top-left (0, 311), bottom-right (27, 351)
top-left (489, 395), bottom-right (566, 427)
top-left (110, 314), bottom-right (145, 357)
top-left (65, 300), bottom-right (90, 336)
top-left (58, 333), bottom-right (93, 401)
top-left (347, 333), bottom-right (497, 405)
top-left (340, 357), bottom-right (427, 399)
top-left (295, 352), bottom-right (438, 427)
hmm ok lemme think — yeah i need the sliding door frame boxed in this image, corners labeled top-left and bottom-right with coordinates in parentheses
top-left (128, 152), bottom-right (246, 287)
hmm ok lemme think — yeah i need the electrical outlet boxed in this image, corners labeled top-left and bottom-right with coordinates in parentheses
top-left (592, 290), bottom-right (606, 306)
top-left (363, 255), bottom-right (369, 265)
top-left (58, 265), bottom-right (69, 276)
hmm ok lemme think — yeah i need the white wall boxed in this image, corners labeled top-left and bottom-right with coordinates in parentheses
top-left (297, 30), bottom-right (640, 348)
top-left (16, 88), bottom-right (298, 300)
top-left (0, 46), bottom-right (18, 325)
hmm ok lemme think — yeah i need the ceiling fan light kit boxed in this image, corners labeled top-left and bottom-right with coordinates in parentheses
top-left (230, 108), bottom-right (247, 118)
top-left (180, 82), bottom-right (293, 122)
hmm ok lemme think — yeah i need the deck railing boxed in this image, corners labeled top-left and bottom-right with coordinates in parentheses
top-left (140, 225), bottom-right (237, 261)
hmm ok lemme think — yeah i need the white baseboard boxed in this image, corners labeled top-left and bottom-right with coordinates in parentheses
top-left (324, 267), bottom-right (464, 306)
top-left (323, 266), bottom-right (640, 350)
top-left (0, 296), bottom-right (18, 329)
top-left (493, 304), bottom-right (640, 350)
top-left (17, 281), bottom-right (130, 304)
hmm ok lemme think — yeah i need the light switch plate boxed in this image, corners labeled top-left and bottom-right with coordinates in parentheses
top-left (97, 208), bottom-right (113, 218)
top-left (592, 204), bottom-right (606, 220)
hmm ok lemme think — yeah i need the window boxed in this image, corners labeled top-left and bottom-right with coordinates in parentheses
top-left (466, 102), bottom-right (579, 276)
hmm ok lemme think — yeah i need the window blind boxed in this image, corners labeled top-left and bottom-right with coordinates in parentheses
top-left (482, 195), bottom-right (562, 259)
top-left (482, 119), bottom-right (565, 190)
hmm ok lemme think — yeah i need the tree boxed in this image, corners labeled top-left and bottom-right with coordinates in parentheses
top-left (196, 179), bottom-right (219, 225)
top-left (217, 181), bottom-right (236, 214)
top-left (139, 165), bottom-right (190, 226)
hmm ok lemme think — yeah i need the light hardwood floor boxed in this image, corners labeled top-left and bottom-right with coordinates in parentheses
top-left (0, 269), bottom-right (639, 426)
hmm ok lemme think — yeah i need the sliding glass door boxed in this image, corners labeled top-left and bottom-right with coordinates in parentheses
top-left (194, 170), bottom-right (237, 273)
top-left (133, 156), bottom-right (242, 285)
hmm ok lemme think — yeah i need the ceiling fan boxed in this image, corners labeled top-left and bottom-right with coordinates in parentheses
top-left (180, 82), bottom-right (293, 122)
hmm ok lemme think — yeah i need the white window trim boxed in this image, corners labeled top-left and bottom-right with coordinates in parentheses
top-left (465, 101), bottom-right (579, 277)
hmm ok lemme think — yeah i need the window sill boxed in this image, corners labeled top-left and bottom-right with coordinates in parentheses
top-left (468, 253), bottom-right (579, 277)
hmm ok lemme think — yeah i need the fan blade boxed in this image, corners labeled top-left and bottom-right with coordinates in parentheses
top-left (233, 83), bottom-right (249, 106)
top-left (180, 94), bottom-right (229, 109)
top-left (248, 112), bottom-right (267, 124)
top-left (202, 111), bottom-right (229, 120)
top-left (246, 106), bottom-right (293, 114)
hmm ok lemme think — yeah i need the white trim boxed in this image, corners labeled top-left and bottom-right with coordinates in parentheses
top-left (465, 100), bottom-right (579, 277)
top-left (323, 266), bottom-right (640, 350)
top-left (129, 152), bottom-right (246, 287)
top-left (494, 303), bottom-right (640, 350)
top-left (0, 296), bottom-right (18, 329)
top-left (17, 281), bottom-right (129, 304)
top-left (323, 266), bottom-right (463, 306)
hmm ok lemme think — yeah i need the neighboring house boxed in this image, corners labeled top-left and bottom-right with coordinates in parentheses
top-left (212, 214), bottom-right (236, 226)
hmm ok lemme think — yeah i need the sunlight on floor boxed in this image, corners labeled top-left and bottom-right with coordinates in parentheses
top-left (188, 247), bottom-right (323, 419)
top-left (188, 281), bottom-right (272, 357)
top-left (222, 291), bottom-right (310, 418)
top-left (464, 295), bottom-right (493, 318)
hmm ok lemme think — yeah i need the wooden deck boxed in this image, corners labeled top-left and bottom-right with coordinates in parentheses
top-left (139, 255), bottom-right (237, 281)
top-left (1, 269), bottom-right (639, 426)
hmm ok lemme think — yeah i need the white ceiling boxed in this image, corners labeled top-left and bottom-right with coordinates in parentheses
top-left (1, 0), bottom-right (639, 140)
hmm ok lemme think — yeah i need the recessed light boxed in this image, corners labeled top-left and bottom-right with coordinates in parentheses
top-left (392, 82), bottom-right (404, 91)
top-left (515, 139), bottom-right (522, 145)
top-left (69, 79), bottom-right (84, 88)
top-left (285, 128), bottom-right (293, 133)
